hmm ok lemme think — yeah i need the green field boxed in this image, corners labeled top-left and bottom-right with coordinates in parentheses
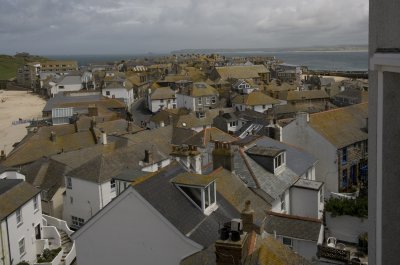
top-left (0, 54), bottom-right (48, 80)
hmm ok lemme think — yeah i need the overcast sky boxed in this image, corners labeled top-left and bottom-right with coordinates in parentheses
top-left (0, 0), bottom-right (368, 55)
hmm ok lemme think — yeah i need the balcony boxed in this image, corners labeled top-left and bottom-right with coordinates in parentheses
top-left (42, 214), bottom-right (76, 265)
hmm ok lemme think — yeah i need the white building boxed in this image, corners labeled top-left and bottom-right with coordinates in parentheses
top-left (176, 82), bottom-right (219, 111)
top-left (282, 106), bottom-right (368, 195)
top-left (232, 79), bottom-right (257, 94)
top-left (63, 144), bottom-right (171, 230)
top-left (265, 211), bottom-right (324, 261)
top-left (0, 179), bottom-right (42, 265)
top-left (231, 91), bottom-right (279, 113)
top-left (290, 179), bottom-right (324, 219)
top-left (146, 86), bottom-right (177, 113)
top-left (50, 75), bottom-right (83, 97)
top-left (71, 186), bottom-right (203, 265)
top-left (102, 81), bottom-right (134, 111)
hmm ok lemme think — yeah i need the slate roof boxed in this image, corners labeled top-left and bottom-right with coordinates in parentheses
top-left (212, 168), bottom-right (271, 225)
top-left (294, 178), bottom-right (323, 191)
top-left (232, 91), bottom-right (279, 106)
top-left (67, 140), bottom-right (169, 184)
top-left (113, 169), bottom-right (149, 182)
top-left (172, 127), bottom-right (196, 145)
top-left (214, 65), bottom-right (269, 80)
top-left (286, 90), bottom-right (330, 101)
top-left (58, 75), bottom-right (82, 86)
top-left (43, 92), bottom-right (125, 113)
top-left (0, 180), bottom-right (40, 221)
top-left (133, 163), bottom-right (239, 247)
top-left (250, 137), bottom-right (318, 177)
top-left (264, 211), bottom-right (322, 242)
top-left (171, 172), bottom-right (217, 187)
top-left (179, 83), bottom-right (219, 97)
top-left (309, 103), bottom-right (368, 149)
top-left (182, 127), bottom-right (237, 148)
top-left (246, 146), bottom-right (284, 157)
top-left (180, 233), bottom-right (311, 265)
top-left (2, 125), bottom-right (97, 167)
top-left (21, 157), bottom-right (68, 201)
top-left (150, 86), bottom-right (176, 100)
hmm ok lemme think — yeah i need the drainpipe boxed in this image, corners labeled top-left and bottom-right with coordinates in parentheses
top-left (6, 219), bottom-right (11, 265)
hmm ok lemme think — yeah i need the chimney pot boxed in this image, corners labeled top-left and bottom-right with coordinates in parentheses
top-left (144, 150), bottom-right (153, 164)
top-left (50, 131), bottom-right (56, 142)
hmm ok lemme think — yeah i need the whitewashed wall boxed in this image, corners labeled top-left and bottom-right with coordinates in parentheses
top-left (325, 214), bottom-right (368, 243)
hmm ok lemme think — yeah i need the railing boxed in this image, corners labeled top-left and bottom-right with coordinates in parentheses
top-left (317, 244), bottom-right (350, 262)
top-left (43, 214), bottom-right (74, 236)
top-left (33, 248), bottom-right (63, 265)
top-left (65, 242), bottom-right (76, 265)
top-left (42, 226), bottom-right (61, 248)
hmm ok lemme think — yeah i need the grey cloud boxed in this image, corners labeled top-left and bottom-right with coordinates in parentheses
top-left (0, 0), bottom-right (368, 54)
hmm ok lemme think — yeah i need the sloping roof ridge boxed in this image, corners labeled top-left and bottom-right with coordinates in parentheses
top-left (310, 102), bottom-right (368, 117)
top-left (266, 211), bottom-right (322, 223)
top-left (239, 148), bottom-right (261, 188)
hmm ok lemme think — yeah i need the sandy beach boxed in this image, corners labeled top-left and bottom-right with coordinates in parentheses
top-left (0, 90), bottom-right (46, 156)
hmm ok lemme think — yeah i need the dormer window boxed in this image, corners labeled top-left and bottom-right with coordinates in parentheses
top-left (171, 172), bottom-right (218, 215)
top-left (274, 153), bottom-right (285, 170)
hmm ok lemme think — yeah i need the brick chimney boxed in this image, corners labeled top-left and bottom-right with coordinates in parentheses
top-left (144, 150), bottom-right (153, 164)
top-left (241, 200), bottom-right (255, 233)
top-left (215, 230), bottom-right (249, 265)
top-left (212, 141), bottom-right (234, 171)
top-left (88, 104), bottom-right (98, 117)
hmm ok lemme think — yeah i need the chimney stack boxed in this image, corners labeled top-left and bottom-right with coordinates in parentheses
top-left (50, 131), bottom-right (56, 142)
top-left (0, 150), bottom-right (6, 161)
top-left (215, 221), bottom-right (249, 265)
top-left (88, 104), bottom-right (98, 117)
top-left (144, 150), bottom-right (153, 164)
top-left (127, 121), bottom-right (133, 132)
top-left (241, 200), bottom-right (255, 233)
top-left (101, 130), bottom-right (107, 145)
top-left (212, 141), bottom-right (234, 171)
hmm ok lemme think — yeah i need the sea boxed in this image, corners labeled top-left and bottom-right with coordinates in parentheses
top-left (46, 51), bottom-right (368, 71)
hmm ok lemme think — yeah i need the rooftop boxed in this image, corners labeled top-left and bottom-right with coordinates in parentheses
top-left (171, 172), bottom-right (216, 187)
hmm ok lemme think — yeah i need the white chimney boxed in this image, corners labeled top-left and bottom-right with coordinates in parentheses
top-left (101, 131), bottom-right (107, 145)
top-left (160, 121), bottom-right (165, 127)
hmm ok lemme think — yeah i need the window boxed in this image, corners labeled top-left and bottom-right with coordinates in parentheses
top-left (342, 147), bottom-right (348, 164)
top-left (33, 196), bottom-right (38, 211)
top-left (72, 216), bottom-right (85, 228)
top-left (67, 177), bottom-right (72, 189)
top-left (198, 97), bottom-right (202, 105)
top-left (160, 99), bottom-right (164, 103)
top-left (106, 91), bottom-right (110, 96)
top-left (274, 153), bottom-right (284, 169)
top-left (16, 208), bottom-right (23, 225)
top-left (282, 237), bottom-right (292, 248)
top-left (206, 97), bottom-right (211, 105)
top-left (229, 121), bottom-right (237, 127)
top-left (110, 179), bottom-right (116, 190)
top-left (19, 238), bottom-right (25, 256)
top-left (70, 196), bottom-right (73, 204)
top-left (211, 96), bottom-right (216, 104)
top-left (342, 169), bottom-right (348, 189)
top-left (58, 85), bottom-right (64, 89)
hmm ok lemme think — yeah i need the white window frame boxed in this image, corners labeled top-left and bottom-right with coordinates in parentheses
top-left (205, 97), bottom-right (211, 105)
top-left (19, 237), bottom-right (26, 256)
top-left (198, 97), bottom-right (202, 105)
top-left (211, 96), bottom-right (216, 104)
top-left (280, 194), bottom-right (286, 212)
top-left (33, 195), bottom-right (39, 212)
top-left (282, 237), bottom-right (293, 248)
top-left (16, 208), bottom-right (23, 225)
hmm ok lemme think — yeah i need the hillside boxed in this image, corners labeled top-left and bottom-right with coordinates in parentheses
top-left (0, 53), bottom-right (48, 80)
